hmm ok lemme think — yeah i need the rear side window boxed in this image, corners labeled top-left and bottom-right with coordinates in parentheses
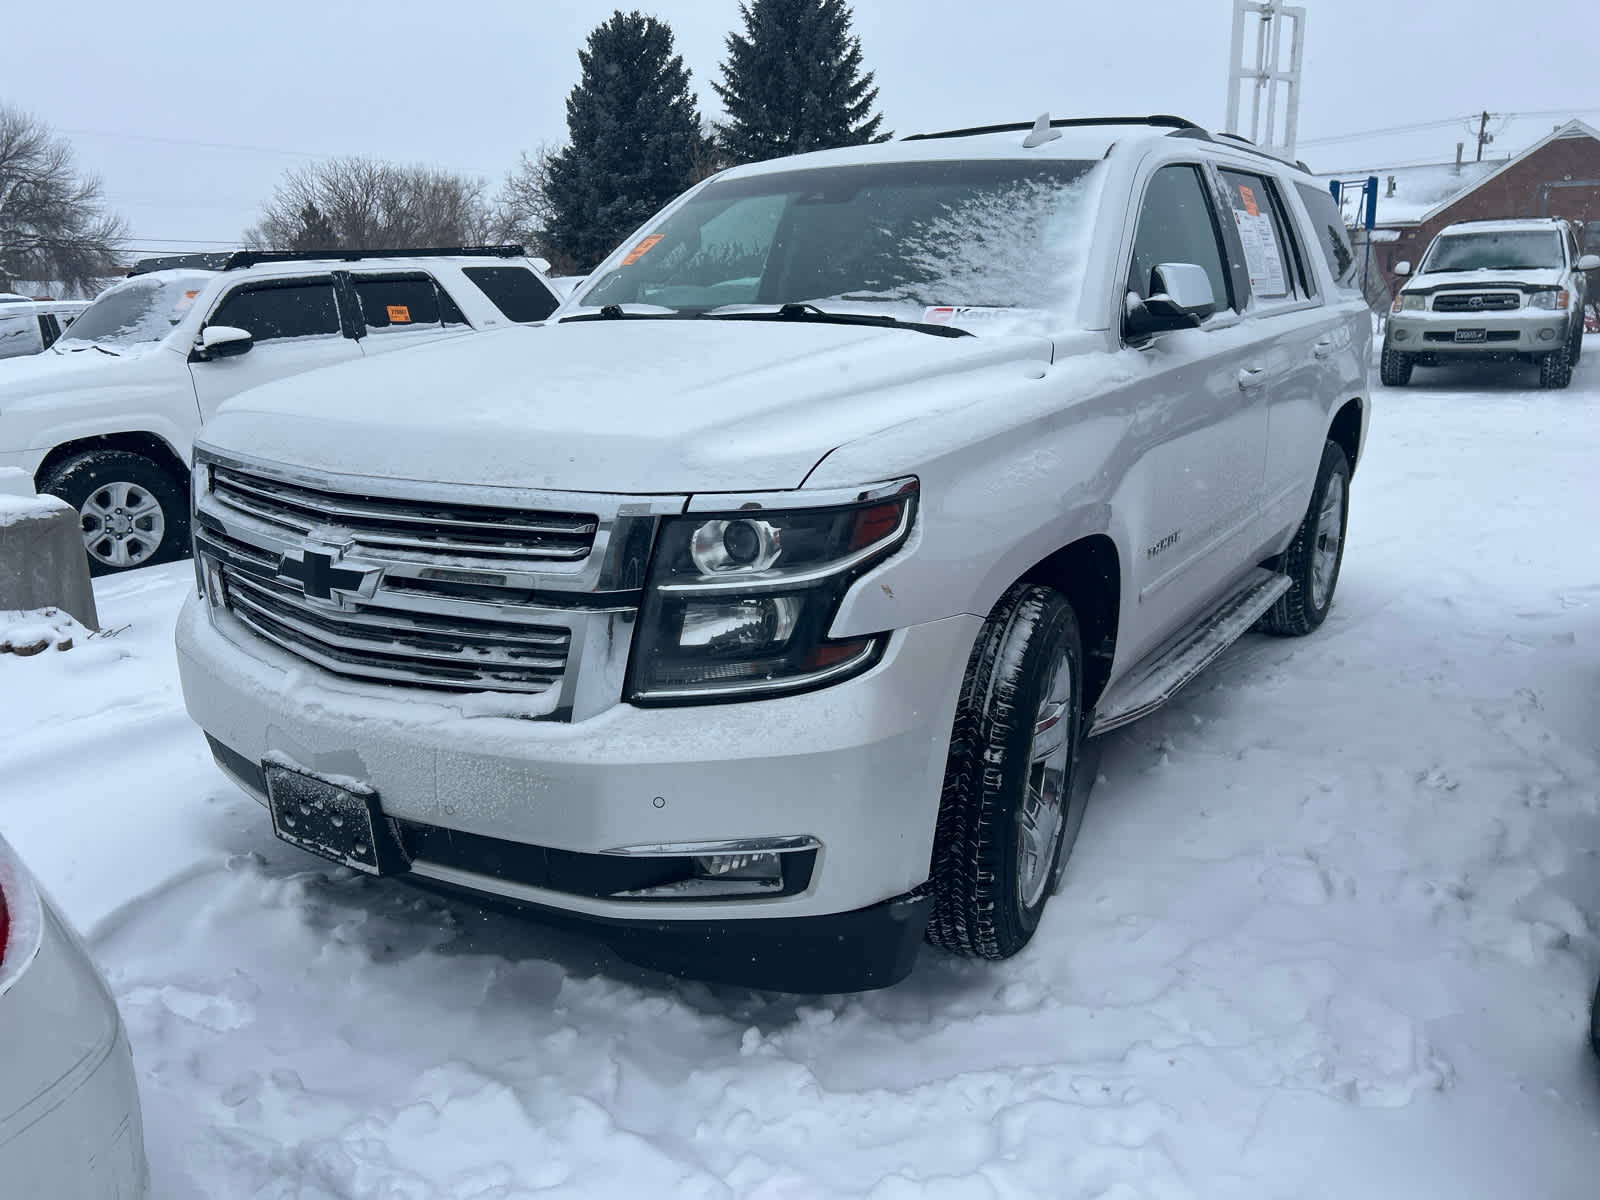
top-left (349, 273), bottom-right (467, 333)
top-left (1294, 183), bottom-right (1358, 289)
top-left (461, 266), bottom-right (559, 323)
top-left (1219, 170), bottom-right (1311, 302)
top-left (208, 279), bottom-right (342, 342)
top-left (1128, 164), bottom-right (1233, 313)
top-left (0, 313), bottom-right (45, 359)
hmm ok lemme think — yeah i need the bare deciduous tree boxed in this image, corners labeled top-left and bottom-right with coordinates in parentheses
top-left (492, 146), bottom-right (560, 263)
top-left (245, 157), bottom-right (493, 250)
top-left (0, 106), bottom-right (127, 294)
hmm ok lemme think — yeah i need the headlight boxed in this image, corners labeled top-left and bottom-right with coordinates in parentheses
top-left (627, 480), bottom-right (917, 703)
top-left (1528, 289), bottom-right (1569, 310)
top-left (1393, 293), bottom-right (1426, 312)
top-left (190, 460), bottom-right (211, 596)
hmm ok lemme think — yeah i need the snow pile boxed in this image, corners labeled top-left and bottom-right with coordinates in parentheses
top-left (0, 607), bottom-right (91, 655)
top-left (0, 353), bottom-right (1597, 1197)
top-left (0, 489), bottom-right (70, 528)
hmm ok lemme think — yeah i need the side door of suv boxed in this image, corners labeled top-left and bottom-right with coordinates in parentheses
top-left (1110, 160), bottom-right (1272, 667)
top-left (342, 271), bottom-right (474, 358)
top-left (189, 275), bottom-right (364, 420)
top-left (1212, 166), bottom-right (1349, 549)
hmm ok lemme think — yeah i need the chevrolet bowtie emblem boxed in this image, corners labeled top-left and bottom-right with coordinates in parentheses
top-left (276, 546), bottom-right (379, 603)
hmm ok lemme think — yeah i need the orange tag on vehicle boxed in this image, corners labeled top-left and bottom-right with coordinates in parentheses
top-left (622, 234), bottom-right (664, 266)
top-left (387, 304), bottom-right (411, 323)
top-left (1239, 185), bottom-right (1260, 217)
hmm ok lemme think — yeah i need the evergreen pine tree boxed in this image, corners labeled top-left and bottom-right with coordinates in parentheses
top-left (713, 0), bottom-right (886, 165)
top-left (290, 202), bottom-right (337, 251)
top-left (544, 11), bottom-right (708, 270)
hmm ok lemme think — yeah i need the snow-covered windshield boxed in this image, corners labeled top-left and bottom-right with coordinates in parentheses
top-left (58, 271), bottom-right (214, 350)
top-left (574, 159), bottom-right (1099, 328)
top-left (1421, 231), bottom-right (1564, 273)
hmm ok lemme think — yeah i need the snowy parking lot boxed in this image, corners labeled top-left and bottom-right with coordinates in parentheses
top-left (3, 348), bottom-right (1598, 1198)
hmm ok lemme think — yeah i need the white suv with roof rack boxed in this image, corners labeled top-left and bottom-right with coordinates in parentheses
top-left (177, 114), bottom-right (1370, 991)
top-left (1383, 217), bottom-right (1598, 389)
top-left (0, 246), bottom-right (562, 573)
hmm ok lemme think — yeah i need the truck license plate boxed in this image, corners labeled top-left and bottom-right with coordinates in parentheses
top-left (1454, 328), bottom-right (1487, 343)
top-left (264, 762), bottom-right (408, 875)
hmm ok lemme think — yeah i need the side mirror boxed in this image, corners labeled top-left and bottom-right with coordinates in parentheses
top-left (1126, 262), bottom-right (1217, 338)
top-left (1394, 260), bottom-right (1412, 277)
top-left (1576, 254), bottom-right (1600, 272)
top-left (197, 325), bottom-right (253, 359)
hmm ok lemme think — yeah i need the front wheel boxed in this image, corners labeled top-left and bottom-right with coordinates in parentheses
top-left (1379, 347), bottom-right (1413, 387)
top-left (1540, 341), bottom-right (1574, 389)
top-left (1262, 440), bottom-right (1351, 637)
top-left (927, 583), bottom-right (1085, 960)
top-left (40, 450), bottom-right (189, 576)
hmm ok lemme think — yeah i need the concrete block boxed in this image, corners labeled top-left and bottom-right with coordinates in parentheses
top-left (0, 490), bottom-right (99, 631)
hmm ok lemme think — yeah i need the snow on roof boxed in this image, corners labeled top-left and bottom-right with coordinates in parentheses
top-left (1316, 119), bottom-right (1600, 228)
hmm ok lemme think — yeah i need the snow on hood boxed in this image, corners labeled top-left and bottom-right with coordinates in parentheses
top-left (0, 341), bottom-right (182, 410)
top-left (1408, 267), bottom-right (1568, 289)
top-left (203, 321), bottom-right (1054, 494)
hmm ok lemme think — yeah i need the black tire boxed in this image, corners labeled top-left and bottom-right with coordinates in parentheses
top-left (927, 583), bottom-right (1085, 960)
top-left (1539, 340), bottom-right (1574, 389)
top-left (1570, 320), bottom-right (1584, 366)
top-left (39, 450), bottom-right (189, 576)
top-left (1262, 440), bottom-right (1351, 637)
top-left (1379, 347), bottom-right (1413, 387)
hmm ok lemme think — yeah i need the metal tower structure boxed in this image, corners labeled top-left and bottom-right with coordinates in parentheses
top-left (1225, 0), bottom-right (1306, 159)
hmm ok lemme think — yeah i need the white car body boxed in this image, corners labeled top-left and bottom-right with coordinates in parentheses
top-left (0, 834), bottom-right (149, 1198)
top-left (0, 299), bottom-right (88, 360)
top-left (178, 118), bottom-right (1370, 990)
top-left (0, 249), bottom-right (562, 572)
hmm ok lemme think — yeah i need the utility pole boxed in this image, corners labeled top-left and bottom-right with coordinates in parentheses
top-left (1225, 0), bottom-right (1307, 159)
top-left (1476, 110), bottom-right (1491, 162)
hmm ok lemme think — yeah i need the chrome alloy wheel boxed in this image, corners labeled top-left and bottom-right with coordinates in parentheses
top-left (1310, 471), bottom-right (1345, 611)
top-left (80, 481), bottom-right (166, 569)
top-left (1016, 651), bottom-right (1074, 909)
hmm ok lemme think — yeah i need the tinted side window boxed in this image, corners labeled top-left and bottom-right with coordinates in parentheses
top-left (1294, 183), bottom-right (1358, 289)
top-left (39, 314), bottom-right (62, 348)
top-left (1219, 170), bottom-right (1310, 302)
top-left (351, 274), bottom-right (447, 332)
top-left (208, 279), bottom-right (341, 341)
top-left (461, 266), bottom-right (559, 323)
top-left (1129, 165), bottom-right (1232, 313)
top-left (0, 313), bottom-right (45, 359)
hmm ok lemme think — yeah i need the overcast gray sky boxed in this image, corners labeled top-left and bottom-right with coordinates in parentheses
top-left (6, 0), bottom-right (1594, 253)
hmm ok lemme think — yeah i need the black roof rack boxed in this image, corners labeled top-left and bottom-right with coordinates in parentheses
top-left (128, 244), bottom-right (526, 277)
top-left (903, 114), bottom-right (1203, 142)
top-left (902, 114), bottom-right (1315, 173)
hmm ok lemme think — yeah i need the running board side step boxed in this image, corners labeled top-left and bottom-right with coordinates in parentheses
top-left (1087, 568), bottom-right (1291, 737)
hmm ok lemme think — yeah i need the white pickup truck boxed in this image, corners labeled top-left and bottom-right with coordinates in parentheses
top-left (177, 115), bottom-right (1370, 991)
top-left (0, 248), bottom-right (561, 573)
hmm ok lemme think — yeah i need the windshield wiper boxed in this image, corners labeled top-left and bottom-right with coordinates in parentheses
top-left (560, 305), bottom-right (689, 323)
top-left (90, 343), bottom-right (119, 356)
top-left (710, 303), bottom-right (973, 338)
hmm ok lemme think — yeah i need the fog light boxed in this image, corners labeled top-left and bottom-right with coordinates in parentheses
top-left (694, 852), bottom-right (782, 882)
top-left (1393, 328), bottom-right (1410, 342)
top-left (1539, 327), bottom-right (1557, 341)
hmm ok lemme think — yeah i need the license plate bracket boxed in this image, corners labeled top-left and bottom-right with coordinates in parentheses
top-left (1454, 328), bottom-right (1488, 343)
top-left (264, 761), bottom-right (410, 876)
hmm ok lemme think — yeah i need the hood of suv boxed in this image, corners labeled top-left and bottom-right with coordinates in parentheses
top-left (1406, 266), bottom-right (1568, 293)
top-left (203, 320), bottom-right (1054, 493)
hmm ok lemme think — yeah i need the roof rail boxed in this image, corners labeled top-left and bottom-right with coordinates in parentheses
top-left (127, 244), bottom-right (527, 278)
top-left (1209, 130), bottom-right (1313, 173)
top-left (902, 114), bottom-right (1204, 142)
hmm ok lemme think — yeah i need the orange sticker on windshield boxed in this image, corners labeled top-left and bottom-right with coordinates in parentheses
top-left (1239, 185), bottom-right (1260, 217)
top-left (387, 304), bottom-right (411, 323)
top-left (622, 234), bottom-right (664, 265)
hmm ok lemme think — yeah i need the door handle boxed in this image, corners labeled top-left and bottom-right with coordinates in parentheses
top-left (1238, 366), bottom-right (1267, 390)
top-left (1313, 338), bottom-right (1337, 359)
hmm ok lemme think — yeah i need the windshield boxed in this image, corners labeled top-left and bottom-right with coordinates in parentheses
top-left (1421, 231), bottom-right (1564, 273)
top-left (59, 271), bottom-right (214, 349)
top-left (574, 159), bottom-right (1099, 329)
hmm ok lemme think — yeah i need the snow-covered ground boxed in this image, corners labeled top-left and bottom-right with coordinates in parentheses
top-left (3, 350), bottom-right (1598, 1198)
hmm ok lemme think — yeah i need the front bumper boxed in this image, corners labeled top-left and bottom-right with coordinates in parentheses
top-left (1385, 309), bottom-right (1570, 353)
top-left (177, 592), bottom-right (976, 934)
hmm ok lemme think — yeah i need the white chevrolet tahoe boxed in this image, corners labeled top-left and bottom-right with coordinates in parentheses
top-left (1382, 217), bottom-right (1599, 389)
top-left (0, 247), bottom-right (561, 573)
top-left (177, 115), bottom-right (1370, 991)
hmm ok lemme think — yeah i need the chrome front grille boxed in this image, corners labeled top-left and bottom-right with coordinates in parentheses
top-left (193, 453), bottom-right (683, 717)
top-left (1432, 291), bottom-right (1520, 313)
top-left (210, 464), bottom-right (599, 567)
top-left (218, 568), bottom-right (571, 693)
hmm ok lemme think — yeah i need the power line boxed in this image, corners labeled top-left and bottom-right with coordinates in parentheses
top-left (1299, 107), bottom-right (1600, 149)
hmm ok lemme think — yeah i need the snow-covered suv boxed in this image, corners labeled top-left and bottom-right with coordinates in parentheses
top-left (1383, 217), bottom-right (1599, 389)
top-left (0, 247), bottom-right (561, 573)
top-left (177, 115), bottom-right (1370, 991)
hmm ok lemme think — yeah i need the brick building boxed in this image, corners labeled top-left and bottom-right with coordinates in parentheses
top-left (1318, 119), bottom-right (1600, 304)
